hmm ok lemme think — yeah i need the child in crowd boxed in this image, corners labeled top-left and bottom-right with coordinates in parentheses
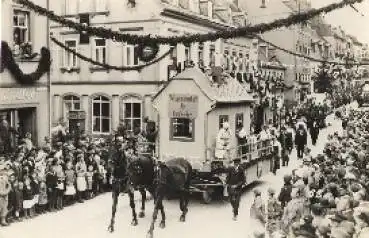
top-left (64, 162), bottom-right (76, 205)
top-left (86, 165), bottom-right (94, 199)
top-left (56, 168), bottom-right (65, 210)
top-left (30, 172), bottom-right (39, 216)
top-left (22, 177), bottom-right (34, 219)
top-left (38, 181), bottom-right (48, 213)
top-left (76, 154), bottom-right (87, 202)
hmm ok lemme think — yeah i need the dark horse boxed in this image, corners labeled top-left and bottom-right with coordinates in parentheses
top-left (146, 157), bottom-right (192, 238)
top-left (107, 142), bottom-right (129, 232)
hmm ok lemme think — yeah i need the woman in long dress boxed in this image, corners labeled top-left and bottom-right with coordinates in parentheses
top-left (75, 154), bottom-right (87, 202)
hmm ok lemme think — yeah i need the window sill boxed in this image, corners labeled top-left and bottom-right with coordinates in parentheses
top-left (60, 67), bottom-right (81, 73)
top-left (14, 54), bottom-right (40, 62)
top-left (89, 66), bottom-right (109, 73)
top-left (170, 137), bottom-right (194, 142)
top-left (61, 11), bottom-right (110, 18)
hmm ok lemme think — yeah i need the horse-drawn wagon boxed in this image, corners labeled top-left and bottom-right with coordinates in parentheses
top-left (150, 68), bottom-right (274, 203)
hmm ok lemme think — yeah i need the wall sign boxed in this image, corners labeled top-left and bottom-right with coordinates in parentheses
top-left (68, 111), bottom-right (86, 120)
top-left (0, 88), bottom-right (36, 103)
top-left (168, 94), bottom-right (198, 119)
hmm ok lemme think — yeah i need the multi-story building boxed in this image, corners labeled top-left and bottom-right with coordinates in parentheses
top-left (0, 0), bottom-right (50, 146)
top-left (240, 0), bottom-right (313, 103)
top-left (49, 0), bottom-right (256, 137)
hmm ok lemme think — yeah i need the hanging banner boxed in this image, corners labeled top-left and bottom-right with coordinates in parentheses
top-left (168, 94), bottom-right (198, 119)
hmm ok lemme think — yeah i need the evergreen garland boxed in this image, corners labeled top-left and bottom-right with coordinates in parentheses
top-left (51, 37), bottom-right (172, 71)
top-left (1, 41), bottom-right (51, 85)
top-left (18, 0), bottom-right (363, 45)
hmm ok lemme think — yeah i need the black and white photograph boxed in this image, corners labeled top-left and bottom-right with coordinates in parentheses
top-left (1, 0), bottom-right (369, 237)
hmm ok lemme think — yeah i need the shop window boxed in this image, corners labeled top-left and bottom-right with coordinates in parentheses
top-left (64, 95), bottom-right (81, 111)
top-left (123, 99), bottom-right (142, 133)
top-left (92, 96), bottom-right (111, 134)
top-left (13, 10), bottom-right (30, 56)
top-left (170, 118), bottom-right (194, 141)
top-left (63, 39), bottom-right (78, 68)
top-left (219, 115), bottom-right (229, 129)
top-left (123, 44), bottom-right (139, 66)
top-left (94, 38), bottom-right (106, 64)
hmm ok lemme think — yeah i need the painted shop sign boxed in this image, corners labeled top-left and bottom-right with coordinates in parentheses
top-left (68, 111), bottom-right (86, 120)
top-left (168, 94), bottom-right (198, 119)
top-left (0, 88), bottom-right (36, 103)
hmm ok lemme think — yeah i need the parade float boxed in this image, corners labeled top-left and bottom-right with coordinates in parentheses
top-left (151, 67), bottom-right (274, 203)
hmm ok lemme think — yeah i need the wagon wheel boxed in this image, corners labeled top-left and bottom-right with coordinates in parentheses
top-left (202, 190), bottom-right (212, 204)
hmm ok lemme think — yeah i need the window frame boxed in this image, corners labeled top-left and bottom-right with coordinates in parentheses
top-left (219, 115), bottom-right (229, 130)
top-left (170, 118), bottom-right (195, 142)
top-left (235, 113), bottom-right (244, 132)
top-left (63, 39), bottom-right (78, 68)
top-left (123, 44), bottom-right (139, 66)
top-left (13, 10), bottom-right (30, 49)
top-left (63, 95), bottom-right (81, 112)
top-left (122, 98), bottom-right (143, 133)
top-left (92, 96), bottom-right (111, 135)
top-left (93, 38), bottom-right (107, 64)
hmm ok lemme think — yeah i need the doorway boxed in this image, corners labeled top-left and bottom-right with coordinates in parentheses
top-left (18, 107), bottom-right (37, 145)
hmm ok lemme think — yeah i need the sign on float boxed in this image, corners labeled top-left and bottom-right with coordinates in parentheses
top-left (168, 94), bottom-right (198, 119)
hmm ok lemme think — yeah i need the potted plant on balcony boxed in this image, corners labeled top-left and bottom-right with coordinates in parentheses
top-left (20, 42), bottom-right (38, 60)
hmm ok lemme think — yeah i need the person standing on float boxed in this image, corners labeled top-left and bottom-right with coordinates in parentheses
top-left (215, 122), bottom-right (232, 161)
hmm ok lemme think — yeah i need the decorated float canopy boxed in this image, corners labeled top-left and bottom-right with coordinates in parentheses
top-left (152, 67), bottom-right (255, 168)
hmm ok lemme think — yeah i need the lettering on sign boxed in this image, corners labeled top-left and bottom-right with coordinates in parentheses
top-left (168, 94), bottom-right (198, 119)
top-left (0, 88), bottom-right (36, 103)
top-left (68, 111), bottom-right (86, 120)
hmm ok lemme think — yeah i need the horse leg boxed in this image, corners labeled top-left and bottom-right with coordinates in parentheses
top-left (129, 189), bottom-right (138, 226)
top-left (179, 191), bottom-right (189, 222)
top-left (108, 191), bottom-right (119, 232)
top-left (159, 202), bottom-right (166, 228)
top-left (139, 187), bottom-right (146, 218)
top-left (147, 196), bottom-right (162, 238)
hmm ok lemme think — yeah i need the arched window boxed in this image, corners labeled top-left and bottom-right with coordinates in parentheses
top-left (92, 96), bottom-right (110, 134)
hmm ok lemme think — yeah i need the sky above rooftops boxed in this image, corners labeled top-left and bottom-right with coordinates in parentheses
top-left (309, 0), bottom-right (369, 45)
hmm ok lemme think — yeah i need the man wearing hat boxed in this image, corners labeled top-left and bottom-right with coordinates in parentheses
top-left (226, 157), bottom-right (245, 221)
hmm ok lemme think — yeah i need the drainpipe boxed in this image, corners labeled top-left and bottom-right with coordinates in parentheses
top-left (46, 0), bottom-right (51, 140)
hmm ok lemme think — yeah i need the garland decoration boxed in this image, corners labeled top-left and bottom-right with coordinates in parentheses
top-left (137, 43), bottom-right (159, 62)
top-left (50, 37), bottom-right (172, 71)
top-left (18, 0), bottom-right (363, 45)
top-left (1, 41), bottom-right (51, 85)
top-left (255, 35), bottom-right (369, 66)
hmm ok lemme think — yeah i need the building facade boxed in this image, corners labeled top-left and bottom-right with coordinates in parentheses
top-left (1, 0), bottom-right (50, 146)
top-left (49, 0), bottom-right (257, 137)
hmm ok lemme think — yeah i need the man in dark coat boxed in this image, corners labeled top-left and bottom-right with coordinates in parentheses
top-left (226, 158), bottom-right (245, 221)
top-left (278, 174), bottom-right (293, 209)
top-left (310, 120), bottom-right (320, 146)
top-left (295, 124), bottom-right (307, 159)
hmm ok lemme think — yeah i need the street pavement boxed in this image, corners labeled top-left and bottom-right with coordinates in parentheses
top-left (0, 112), bottom-right (345, 238)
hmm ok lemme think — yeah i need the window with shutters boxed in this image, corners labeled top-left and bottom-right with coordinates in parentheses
top-left (92, 96), bottom-right (111, 134)
top-left (123, 44), bottom-right (139, 66)
top-left (94, 38), bottom-right (106, 64)
top-left (64, 39), bottom-right (78, 68)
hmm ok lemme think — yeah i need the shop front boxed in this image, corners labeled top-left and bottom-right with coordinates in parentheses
top-left (0, 87), bottom-right (49, 149)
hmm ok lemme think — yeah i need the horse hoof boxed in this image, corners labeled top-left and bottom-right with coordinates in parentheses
top-left (159, 221), bottom-right (166, 229)
top-left (131, 220), bottom-right (138, 226)
top-left (108, 225), bottom-right (114, 233)
top-left (139, 211), bottom-right (145, 218)
top-left (180, 215), bottom-right (186, 222)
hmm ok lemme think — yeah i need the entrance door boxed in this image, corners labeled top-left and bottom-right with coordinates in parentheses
top-left (18, 107), bottom-right (37, 145)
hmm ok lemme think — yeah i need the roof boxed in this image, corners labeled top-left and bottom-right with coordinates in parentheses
top-left (154, 67), bottom-right (255, 104)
